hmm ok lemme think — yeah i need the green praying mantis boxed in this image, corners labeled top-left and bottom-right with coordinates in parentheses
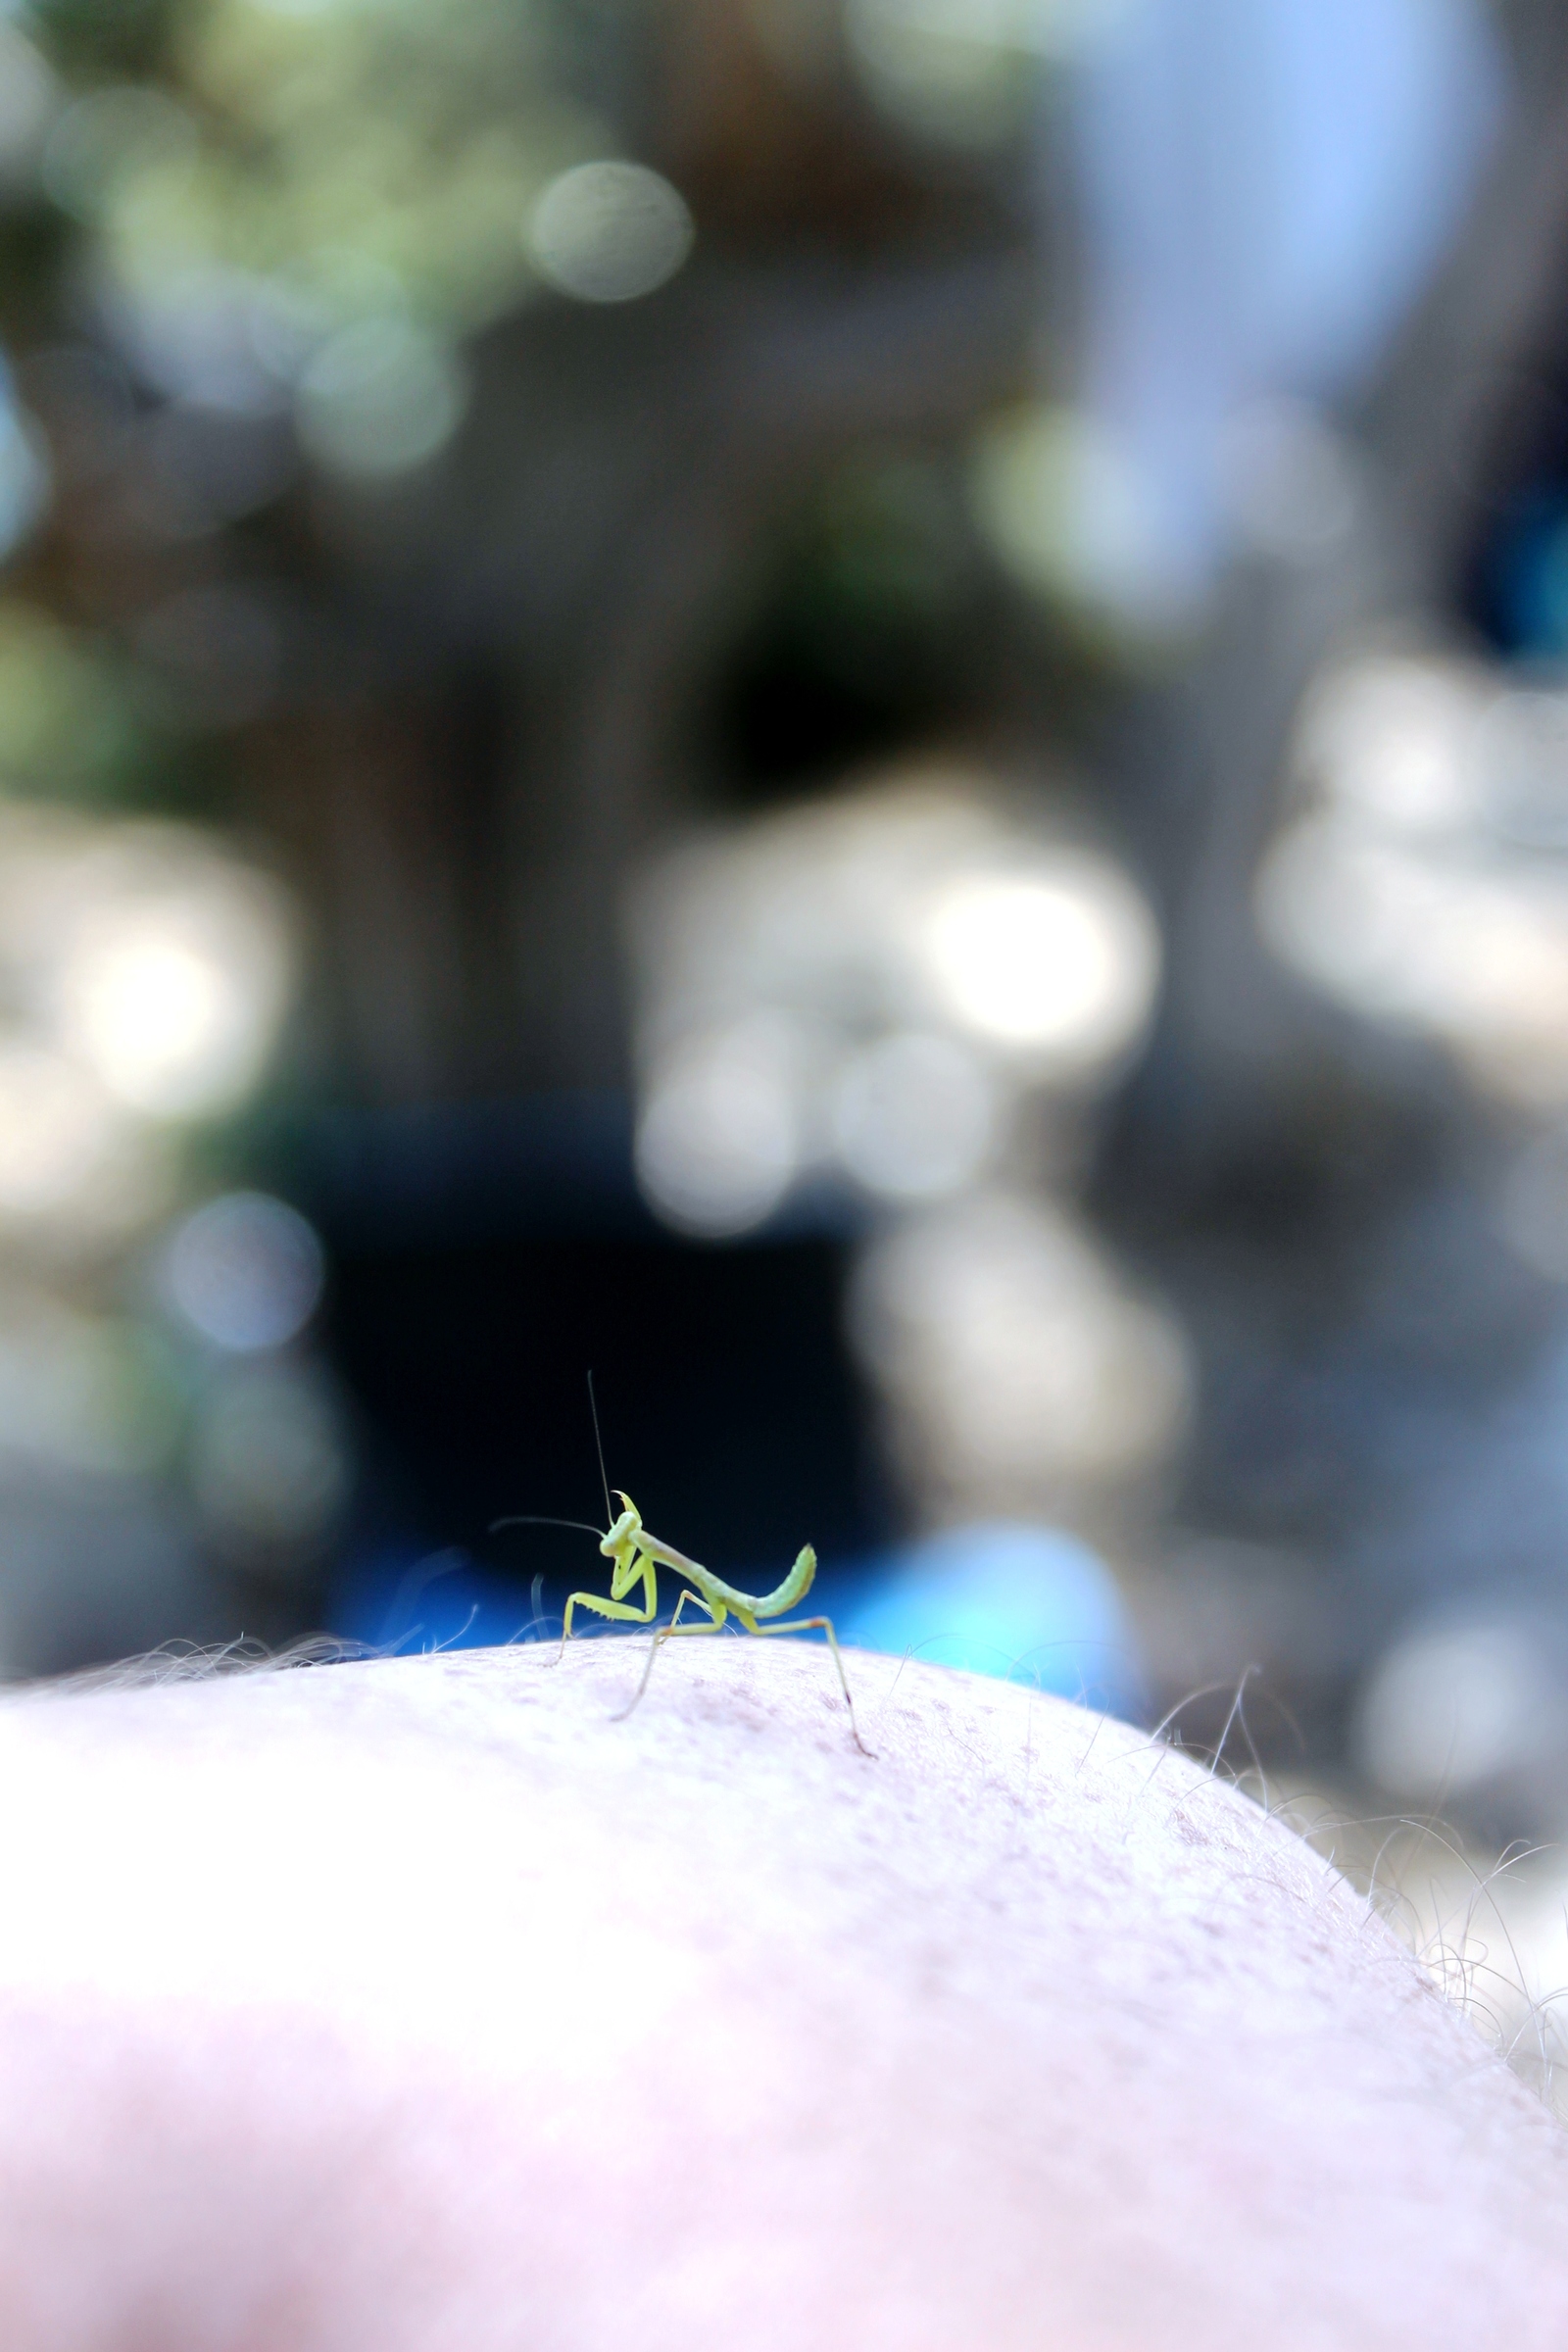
top-left (495, 1383), bottom-right (869, 1755)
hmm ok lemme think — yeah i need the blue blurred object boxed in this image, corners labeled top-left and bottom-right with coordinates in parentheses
top-left (0, 353), bottom-right (47, 561)
top-left (834, 1523), bottom-right (1140, 1721)
top-left (1486, 495), bottom-right (1568, 661)
top-left (333, 1548), bottom-right (547, 1655)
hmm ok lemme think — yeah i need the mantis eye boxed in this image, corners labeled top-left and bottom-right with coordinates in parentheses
top-left (603, 1508), bottom-right (639, 1554)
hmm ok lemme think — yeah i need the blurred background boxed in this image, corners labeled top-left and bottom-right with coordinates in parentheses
top-left (6, 0), bottom-right (1568, 2074)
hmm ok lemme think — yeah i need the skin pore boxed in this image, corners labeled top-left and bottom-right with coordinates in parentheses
top-left (0, 1637), bottom-right (1564, 2350)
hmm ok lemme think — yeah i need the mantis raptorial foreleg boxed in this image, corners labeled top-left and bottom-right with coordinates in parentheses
top-left (556, 1547), bottom-right (656, 1654)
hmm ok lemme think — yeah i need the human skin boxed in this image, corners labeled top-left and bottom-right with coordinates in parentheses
top-left (0, 1640), bottom-right (1564, 2350)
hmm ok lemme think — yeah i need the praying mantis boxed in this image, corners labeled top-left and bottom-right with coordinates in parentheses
top-left (495, 1383), bottom-right (870, 1754)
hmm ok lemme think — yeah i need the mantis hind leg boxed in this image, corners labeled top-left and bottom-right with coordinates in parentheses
top-left (613, 1586), bottom-right (726, 1722)
top-left (749, 1616), bottom-right (871, 1757)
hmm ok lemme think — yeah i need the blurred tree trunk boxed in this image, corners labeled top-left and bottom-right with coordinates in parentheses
top-left (266, 251), bottom-right (1033, 1101)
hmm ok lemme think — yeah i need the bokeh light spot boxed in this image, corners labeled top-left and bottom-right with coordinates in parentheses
top-left (923, 865), bottom-right (1158, 1066)
top-left (634, 1019), bottom-right (802, 1238)
top-left (54, 851), bottom-right (294, 1121)
top-left (830, 1029), bottom-right (994, 1200)
top-left (1355, 1615), bottom-right (1560, 1801)
top-left (528, 162), bottom-right (694, 305)
top-left (297, 317), bottom-right (467, 480)
top-left (163, 1192), bottom-right (325, 1354)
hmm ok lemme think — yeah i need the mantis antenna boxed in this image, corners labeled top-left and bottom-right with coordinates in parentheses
top-left (490, 1515), bottom-right (606, 1538)
top-left (489, 1377), bottom-right (612, 1543)
top-left (587, 1369), bottom-right (612, 1529)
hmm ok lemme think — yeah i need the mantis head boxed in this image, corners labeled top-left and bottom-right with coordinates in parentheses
top-left (602, 1494), bottom-right (642, 1557)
